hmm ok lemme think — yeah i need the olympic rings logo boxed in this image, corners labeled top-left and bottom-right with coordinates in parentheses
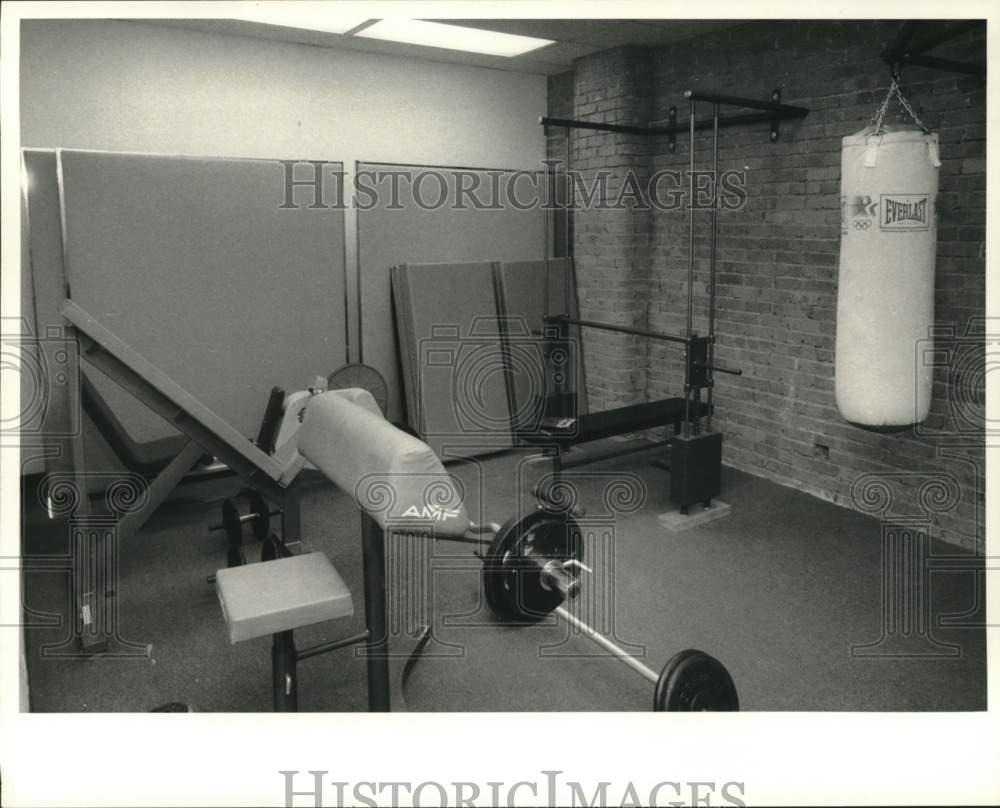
top-left (852, 219), bottom-right (872, 230)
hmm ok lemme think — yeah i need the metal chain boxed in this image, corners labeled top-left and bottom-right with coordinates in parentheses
top-left (895, 85), bottom-right (929, 132)
top-left (868, 78), bottom-right (929, 134)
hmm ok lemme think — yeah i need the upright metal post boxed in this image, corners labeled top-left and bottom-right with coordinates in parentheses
top-left (361, 511), bottom-right (391, 711)
top-left (271, 631), bottom-right (298, 711)
top-left (542, 123), bottom-right (550, 320)
top-left (707, 103), bottom-right (720, 433)
top-left (560, 126), bottom-right (574, 417)
top-left (564, 126), bottom-right (572, 311)
top-left (685, 101), bottom-right (696, 342)
top-left (683, 98), bottom-right (696, 438)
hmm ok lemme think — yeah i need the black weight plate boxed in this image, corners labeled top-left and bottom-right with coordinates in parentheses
top-left (248, 491), bottom-right (271, 542)
top-left (482, 509), bottom-right (583, 623)
top-left (261, 533), bottom-right (293, 563)
top-left (654, 649), bottom-right (739, 711)
top-left (220, 499), bottom-right (243, 547)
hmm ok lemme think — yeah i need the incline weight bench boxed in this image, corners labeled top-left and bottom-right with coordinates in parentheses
top-left (63, 300), bottom-right (472, 709)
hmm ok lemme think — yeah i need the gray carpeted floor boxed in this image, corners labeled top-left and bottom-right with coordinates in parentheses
top-left (22, 446), bottom-right (986, 712)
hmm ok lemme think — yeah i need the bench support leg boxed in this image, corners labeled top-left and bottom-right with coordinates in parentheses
top-left (361, 512), bottom-right (391, 711)
top-left (272, 630), bottom-right (298, 711)
top-left (279, 480), bottom-right (305, 555)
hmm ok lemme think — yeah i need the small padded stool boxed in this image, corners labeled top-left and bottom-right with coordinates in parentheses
top-left (216, 552), bottom-right (354, 710)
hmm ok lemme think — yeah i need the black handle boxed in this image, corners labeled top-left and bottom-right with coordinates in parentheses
top-left (693, 361), bottom-right (743, 377)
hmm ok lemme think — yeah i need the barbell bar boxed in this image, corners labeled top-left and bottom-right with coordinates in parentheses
top-left (208, 502), bottom-right (282, 534)
top-left (481, 508), bottom-right (739, 711)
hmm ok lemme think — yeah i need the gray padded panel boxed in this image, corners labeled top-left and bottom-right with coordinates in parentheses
top-left (392, 263), bottom-right (514, 457)
top-left (356, 163), bottom-right (544, 423)
top-left (495, 258), bottom-right (588, 430)
top-left (216, 552), bottom-right (353, 643)
top-left (22, 150), bottom-right (167, 479)
top-left (59, 150), bottom-right (347, 438)
top-left (298, 389), bottom-right (471, 536)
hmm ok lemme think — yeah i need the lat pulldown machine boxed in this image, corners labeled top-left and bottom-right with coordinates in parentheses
top-left (539, 90), bottom-right (809, 513)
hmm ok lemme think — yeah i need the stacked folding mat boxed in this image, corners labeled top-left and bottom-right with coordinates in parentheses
top-left (391, 259), bottom-right (587, 459)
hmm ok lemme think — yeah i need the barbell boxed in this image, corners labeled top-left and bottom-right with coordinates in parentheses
top-left (207, 492), bottom-right (287, 576)
top-left (480, 509), bottom-right (739, 711)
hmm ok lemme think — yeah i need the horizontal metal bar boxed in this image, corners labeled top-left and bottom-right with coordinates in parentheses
top-left (555, 605), bottom-right (659, 685)
top-left (207, 509), bottom-right (282, 532)
top-left (436, 534), bottom-right (491, 546)
top-left (906, 20), bottom-right (983, 56)
top-left (468, 521), bottom-right (503, 536)
top-left (693, 361), bottom-right (743, 377)
top-left (297, 631), bottom-right (370, 661)
top-left (682, 90), bottom-right (810, 116)
top-left (545, 315), bottom-right (688, 345)
top-left (542, 109), bottom-right (807, 139)
top-left (539, 116), bottom-right (656, 136)
top-left (650, 110), bottom-right (803, 135)
top-left (899, 53), bottom-right (985, 78)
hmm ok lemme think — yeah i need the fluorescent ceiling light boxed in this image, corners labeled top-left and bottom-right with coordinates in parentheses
top-left (356, 19), bottom-right (554, 57)
top-left (233, 4), bottom-right (370, 35)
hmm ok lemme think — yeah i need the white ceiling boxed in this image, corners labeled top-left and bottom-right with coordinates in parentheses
top-left (154, 18), bottom-right (745, 75)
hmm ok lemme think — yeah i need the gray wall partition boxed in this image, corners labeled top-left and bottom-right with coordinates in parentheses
top-left (55, 150), bottom-right (348, 441)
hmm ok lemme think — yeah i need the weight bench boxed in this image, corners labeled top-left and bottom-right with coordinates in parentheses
top-left (63, 300), bottom-right (475, 709)
top-left (528, 397), bottom-right (712, 513)
top-left (537, 398), bottom-right (709, 448)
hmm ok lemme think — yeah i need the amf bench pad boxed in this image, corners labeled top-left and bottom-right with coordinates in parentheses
top-left (298, 390), bottom-right (471, 537)
top-left (215, 553), bottom-right (354, 643)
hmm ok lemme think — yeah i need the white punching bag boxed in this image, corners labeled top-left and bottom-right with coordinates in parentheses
top-left (835, 125), bottom-right (940, 430)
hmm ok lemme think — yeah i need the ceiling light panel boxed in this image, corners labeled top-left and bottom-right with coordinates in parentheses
top-left (356, 19), bottom-right (554, 57)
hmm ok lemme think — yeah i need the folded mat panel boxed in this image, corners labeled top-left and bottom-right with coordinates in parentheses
top-left (356, 163), bottom-right (545, 424)
top-left (391, 262), bottom-right (513, 458)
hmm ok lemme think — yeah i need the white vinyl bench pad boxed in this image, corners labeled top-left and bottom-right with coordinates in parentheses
top-left (215, 553), bottom-right (354, 643)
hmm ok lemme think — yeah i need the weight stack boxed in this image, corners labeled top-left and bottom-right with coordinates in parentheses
top-left (669, 432), bottom-right (722, 509)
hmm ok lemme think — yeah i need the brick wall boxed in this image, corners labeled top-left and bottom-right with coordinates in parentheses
top-left (561, 47), bottom-right (656, 412)
top-left (548, 21), bottom-right (986, 550)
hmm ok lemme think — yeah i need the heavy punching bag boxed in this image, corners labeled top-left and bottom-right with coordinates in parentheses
top-left (836, 84), bottom-right (940, 431)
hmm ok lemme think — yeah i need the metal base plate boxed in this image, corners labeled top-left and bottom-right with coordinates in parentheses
top-left (657, 500), bottom-right (731, 532)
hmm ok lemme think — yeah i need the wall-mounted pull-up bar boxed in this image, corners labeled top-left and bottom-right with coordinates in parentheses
top-left (539, 117), bottom-right (654, 136)
top-left (681, 90), bottom-right (807, 113)
top-left (539, 89), bottom-right (809, 143)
